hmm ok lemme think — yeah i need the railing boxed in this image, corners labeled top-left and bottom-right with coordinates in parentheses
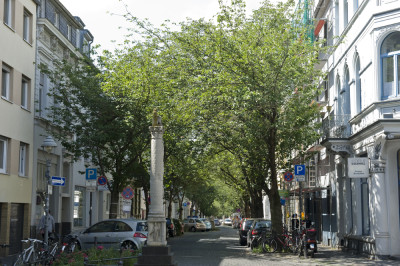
top-left (321, 115), bottom-right (352, 139)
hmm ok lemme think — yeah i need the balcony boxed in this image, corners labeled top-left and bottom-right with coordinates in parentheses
top-left (321, 115), bottom-right (352, 140)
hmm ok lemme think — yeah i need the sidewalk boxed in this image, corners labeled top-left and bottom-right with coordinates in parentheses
top-left (253, 245), bottom-right (400, 266)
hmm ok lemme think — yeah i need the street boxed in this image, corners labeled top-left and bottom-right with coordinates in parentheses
top-left (168, 226), bottom-right (398, 266)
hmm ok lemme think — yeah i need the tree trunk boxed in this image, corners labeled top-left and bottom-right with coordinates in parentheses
top-left (167, 198), bottom-right (172, 218)
top-left (250, 190), bottom-right (264, 218)
top-left (109, 189), bottom-right (120, 219)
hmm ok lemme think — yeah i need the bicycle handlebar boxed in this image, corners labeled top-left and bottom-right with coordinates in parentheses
top-left (20, 238), bottom-right (44, 244)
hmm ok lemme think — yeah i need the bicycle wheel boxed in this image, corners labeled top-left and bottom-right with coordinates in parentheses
top-left (286, 238), bottom-right (296, 253)
top-left (263, 238), bottom-right (277, 253)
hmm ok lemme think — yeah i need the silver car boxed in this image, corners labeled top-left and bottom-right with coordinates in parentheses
top-left (76, 219), bottom-right (147, 250)
top-left (183, 218), bottom-right (207, 232)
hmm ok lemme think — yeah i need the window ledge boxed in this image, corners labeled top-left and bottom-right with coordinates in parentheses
top-left (21, 106), bottom-right (31, 112)
top-left (23, 39), bottom-right (33, 47)
top-left (1, 96), bottom-right (13, 104)
top-left (3, 22), bottom-right (15, 32)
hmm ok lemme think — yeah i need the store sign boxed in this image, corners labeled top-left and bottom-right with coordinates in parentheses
top-left (348, 158), bottom-right (369, 178)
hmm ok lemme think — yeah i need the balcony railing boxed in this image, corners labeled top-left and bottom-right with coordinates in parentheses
top-left (321, 115), bottom-right (352, 139)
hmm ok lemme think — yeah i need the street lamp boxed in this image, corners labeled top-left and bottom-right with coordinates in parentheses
top-left (41, 136), bottom-right (57, 251)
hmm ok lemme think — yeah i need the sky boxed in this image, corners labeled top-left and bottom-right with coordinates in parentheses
top-left (59, 0), bottom-right (271, 52)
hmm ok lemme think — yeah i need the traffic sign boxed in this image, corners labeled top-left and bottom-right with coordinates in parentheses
top-left (283, 171), bottom-right (294, 182)
top-left (51, 176), bottom-right (65, 186)
top-left (121, 186), bottom-right (134, 200)
top-left (86, 168), bottom-right (97, 180)
top-left (97, 176), bottom-right (107, 186)
top-left (294, 165), bottom-right (306, 182)
top-left (294, 165), bottom-right (306, 175)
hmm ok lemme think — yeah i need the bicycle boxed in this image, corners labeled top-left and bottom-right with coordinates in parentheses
top-left (262, 231), bottom-right (296, 253)
top-left (61, 234), bottom-right (79, 254)
top-left (13, 238), bottom-right (43, 265)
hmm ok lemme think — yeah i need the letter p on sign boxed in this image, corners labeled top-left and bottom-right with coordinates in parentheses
top-left (295, 165), bottom-right (305, 176)
top-left (86, 168), bottom-right (97, 180)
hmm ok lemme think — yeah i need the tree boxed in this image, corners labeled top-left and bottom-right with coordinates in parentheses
top-left (160, 0), bottom-right (325, 231)
top-left (42, 48), bottom-right (154, 218)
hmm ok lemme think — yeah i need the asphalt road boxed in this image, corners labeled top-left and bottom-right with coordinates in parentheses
top-left (168, 225), bottom-right (399, 266)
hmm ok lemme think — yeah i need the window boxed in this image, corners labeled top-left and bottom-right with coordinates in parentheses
top-left (308, 159), bottom-right (316, 187)
top-left (38, 72), bottom-right (47, 117)
top-left (54, 12), bottom-right (59, 28)
top-left (343, 66), bottom-right (350, 115)
top-left (335, 74), bottom-right (341, 115)
top-left (343, 0), bottom-right (348, 28)
top-left (19, 143), bottom-right (27, 176)
top-left (361, 178), bottom-right (370, 235)
top-left (355, 54), bottom-right (362, 112)
top-left (2, 64), bottom-right (12, 100)
top-left (67, 24), bottom-right (71, 40)
top-left (353, 0), bottom-right (359, 14)
top-left (74, 187), bottom-right (84, 226)
top-left (381, 32), bottom-right (400, 99)
top-left (21, 77), bottom-right (29, 109)
top-left (335, 1), bottom-right (340, 36)
top-left (3, 0), bottom-right (14, 28)
top-left (0, 137), bottom-right (8, 174)
top-left (23, 9), bottom-right (32, 43)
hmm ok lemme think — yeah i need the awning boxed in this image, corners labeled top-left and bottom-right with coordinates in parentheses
top-left (314, 19), bottom-right (326, 37)
top-left (307, 144), bottom-right (325, 153)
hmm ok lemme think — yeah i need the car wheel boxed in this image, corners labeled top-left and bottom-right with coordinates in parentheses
top-left (121, 241), bottom-right (137, 250)
top-left (190, 226), bottom-right (196, 232)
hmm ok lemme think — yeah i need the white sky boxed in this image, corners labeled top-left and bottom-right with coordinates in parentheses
top-left (59, 0), bottom-right (271, 52)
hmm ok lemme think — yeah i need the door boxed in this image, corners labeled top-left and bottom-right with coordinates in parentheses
top-left (9, 204), bottom-right (24, 254)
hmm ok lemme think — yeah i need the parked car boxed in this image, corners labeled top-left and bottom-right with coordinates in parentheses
top-left (246, 219), bottom-right (272, 249)
top-left (199, 218), bottom-right (212, 231)
top-left (214, 219), bottom-right (221, 226)
top-left (76, 219), bottom-right (148, 250)
top-left (166, 218), bottom-right (176, 238)
top-left (183, 218), bottom-right (207, 232)
top-left (224, 218), bottom-right (232, 226)
top-left (238, 218), bottom-right (255, 246)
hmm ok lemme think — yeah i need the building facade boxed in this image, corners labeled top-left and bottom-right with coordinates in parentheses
top-left (0, 0), bottom-right (39, 256)
top-left (299, 0), bottom-right (400, 258)
top-left (31, 0), bottom-right (103, 239)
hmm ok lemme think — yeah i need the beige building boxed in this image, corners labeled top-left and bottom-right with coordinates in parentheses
top-left (0, 0), bottom-right (39, 256)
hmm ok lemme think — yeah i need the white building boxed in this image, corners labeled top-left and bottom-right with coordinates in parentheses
top-left (303, 0), bottom-right (400, 258)
top-left (32, 0), bottom-right (105, 238)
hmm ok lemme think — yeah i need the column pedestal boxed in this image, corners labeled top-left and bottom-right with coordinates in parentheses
top-left (135, 246), bottom-right (176, 266)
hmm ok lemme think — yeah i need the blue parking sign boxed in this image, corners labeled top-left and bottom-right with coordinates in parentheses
top-left (86, 168), bottom-right (97, 180)
top-left (294, 165), bottom-right (306, 176)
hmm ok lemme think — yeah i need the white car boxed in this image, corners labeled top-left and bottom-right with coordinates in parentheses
top-left (224, 218), bottom-right (232, 226)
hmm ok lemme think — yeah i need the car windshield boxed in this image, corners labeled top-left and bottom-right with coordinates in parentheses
top-left (195, 219), bottom-right (203, 223)
top-left (255, 220), bottom-right (271, 229)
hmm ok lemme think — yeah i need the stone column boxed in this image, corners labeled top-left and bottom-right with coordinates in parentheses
top-left (147, 125), bottom-right (167, 246)
top-left (136, 110), bottom-right (175, 266)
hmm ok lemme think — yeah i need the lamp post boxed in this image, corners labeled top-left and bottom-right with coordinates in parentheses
top-left (41, 136), bottom-right (57, 251)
